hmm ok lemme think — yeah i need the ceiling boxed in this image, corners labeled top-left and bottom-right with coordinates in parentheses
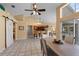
top-left (1, 3), bottom-right (61, 23)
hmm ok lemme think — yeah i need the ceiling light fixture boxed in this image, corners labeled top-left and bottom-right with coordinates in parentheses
top-left (36, 12), bottom-right (38, 15)
top-left (33, 11), bottom-right (36, 15)
top-left (34, 4), bottom-right (37, 8)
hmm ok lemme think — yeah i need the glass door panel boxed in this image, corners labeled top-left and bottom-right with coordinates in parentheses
top-left (62, 20), bottom-right (74, 44)
top-left (75, 19), bottom-right (79, 45)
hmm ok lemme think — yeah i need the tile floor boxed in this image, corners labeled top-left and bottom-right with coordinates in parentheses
top-left (0, 38), bottom-right (42, 56)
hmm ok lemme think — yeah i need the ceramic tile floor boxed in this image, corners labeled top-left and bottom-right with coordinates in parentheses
top-left (0, 39), bottom-right (43, 56)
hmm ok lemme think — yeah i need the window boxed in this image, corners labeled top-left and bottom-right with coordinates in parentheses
top-left (69, 3), bottom-right (79, 12)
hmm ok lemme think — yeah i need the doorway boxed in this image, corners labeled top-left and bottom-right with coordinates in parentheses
top-left (27, 25), bottom-right (33, 38)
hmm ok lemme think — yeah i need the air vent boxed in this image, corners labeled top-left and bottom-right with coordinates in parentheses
top-left (11, 5), bottom-right (15, 8)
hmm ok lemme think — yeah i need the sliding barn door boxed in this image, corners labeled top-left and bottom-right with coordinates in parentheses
top-left (6, 19), bottom-right (13, 48)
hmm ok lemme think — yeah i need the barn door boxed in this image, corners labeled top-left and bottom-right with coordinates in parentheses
top-left (6, 19), bottom-right (13, 48)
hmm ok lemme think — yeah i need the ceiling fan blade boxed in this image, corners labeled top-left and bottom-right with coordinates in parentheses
top-left (38, 9), bottom-right (46, 12)
top-left (30, 13), bottom-right (33, 15)
top-left (38, 12), bottom-right (41, 15)
top-left (25, 9), bottom-right (33, 11)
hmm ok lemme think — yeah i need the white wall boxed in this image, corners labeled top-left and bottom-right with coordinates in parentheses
top-left (62, 6), bottom-right (73, 17)
top-left (0, 16), bottom-right (5, 52)
top-left (6, 19), bottom-right (13, 48)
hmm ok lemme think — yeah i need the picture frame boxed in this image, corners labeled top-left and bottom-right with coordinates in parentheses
top-left (19, 26), bottom-right (24, 30)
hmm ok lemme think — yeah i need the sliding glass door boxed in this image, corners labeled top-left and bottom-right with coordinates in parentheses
top-left (75, 19), bottom-right (79, 45)
top-left (62, 20), bottom-right (74, 44)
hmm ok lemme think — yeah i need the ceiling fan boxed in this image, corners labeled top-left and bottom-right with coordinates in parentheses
top-left (24, 3), bottom-right (46, 15)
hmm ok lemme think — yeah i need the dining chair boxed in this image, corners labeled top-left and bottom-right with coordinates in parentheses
top-left (40, 39), bottom-right (47, 56)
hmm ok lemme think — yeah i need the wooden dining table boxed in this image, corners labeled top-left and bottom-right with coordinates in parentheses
top-left (45, 39), bottom-right (79, 56)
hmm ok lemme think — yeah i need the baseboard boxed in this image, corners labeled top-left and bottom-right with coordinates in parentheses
top-left (0, 48), bottom-right (5, 53)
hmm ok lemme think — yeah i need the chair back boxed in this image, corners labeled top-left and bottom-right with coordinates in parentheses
top-left (40, 39), bottom-right (47, 56)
